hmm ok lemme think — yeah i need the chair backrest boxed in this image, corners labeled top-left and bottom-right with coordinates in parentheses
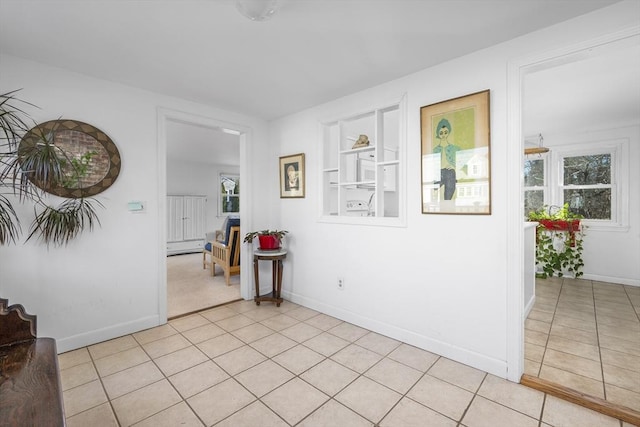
top-left (228, 225), bottom-right (241, 266)
top-left (222, 217), bottom-right (240, 245)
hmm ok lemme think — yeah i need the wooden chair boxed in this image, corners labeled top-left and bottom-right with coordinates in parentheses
top-left (202, 231), bottom-right (216, 271)
top-left (203, 217), bottom-right (240, 285)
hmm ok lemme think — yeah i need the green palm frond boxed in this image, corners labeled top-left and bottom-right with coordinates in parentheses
top-left (0, 194), bottom-right (21, 245)
top-left (0, 89), bottom-right (35, 149)
top-left (27, 198), bottom-right (103, 247)
top-left (1, 90), bottom-right (103, 246)
top-left (17, 127), bottom-right (66, 195)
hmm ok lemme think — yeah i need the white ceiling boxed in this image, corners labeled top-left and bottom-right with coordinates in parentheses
top-left (1, 0), bottom-right (635, 164)
top-left (166, 120), bottom-right (240, 166)
top-left (523, 37), bottom-right (640, 139)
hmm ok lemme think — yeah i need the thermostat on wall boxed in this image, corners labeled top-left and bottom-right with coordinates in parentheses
top-left (128, 201), bottom-right (145, 212)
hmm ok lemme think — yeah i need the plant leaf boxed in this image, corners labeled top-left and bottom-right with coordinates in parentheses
top-left (27, 198), bottom-right (103, 247)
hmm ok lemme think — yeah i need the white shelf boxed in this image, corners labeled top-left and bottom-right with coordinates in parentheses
top-left (321, 95), bottom-right (406, 222)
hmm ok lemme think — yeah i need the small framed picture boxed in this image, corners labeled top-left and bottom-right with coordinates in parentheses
top-left (420, 90), bottom-right (491, 214)
top-left (279, 153), bottom-right (305, 198)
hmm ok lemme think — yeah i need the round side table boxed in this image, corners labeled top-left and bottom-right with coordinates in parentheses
top-left (253, 249), bottom-right (287, 306)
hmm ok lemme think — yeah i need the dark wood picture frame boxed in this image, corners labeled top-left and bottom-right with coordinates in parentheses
top-left (279, 153), bottom-right (305, 198)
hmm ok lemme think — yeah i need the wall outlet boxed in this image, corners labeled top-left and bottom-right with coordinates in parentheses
top-left (337, 277), bottom-right (345, 290)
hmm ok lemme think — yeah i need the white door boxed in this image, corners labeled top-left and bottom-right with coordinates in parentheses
top-left (167, 196), bottom-right (184, 242)
top-left (183, 196), bottom-right (206, 241)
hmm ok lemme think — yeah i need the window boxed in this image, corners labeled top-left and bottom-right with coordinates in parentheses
top-left (561, 153), bottom-right (612, 220)
top-left (219, 174), bottom-right (239, 216)
top-left (523, 156), bottom-right (547, 216)
top-left (523, 139), bottom-right (628, 228)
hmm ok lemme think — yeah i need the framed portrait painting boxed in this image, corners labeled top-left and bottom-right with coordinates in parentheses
top-left (279, 153), bottom-right (305, 198)
top-left (420, 90), bottom-right (491, 215)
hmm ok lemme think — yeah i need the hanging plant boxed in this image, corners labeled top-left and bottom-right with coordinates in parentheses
top-left (528, 203), bottom-right (585, 278)
top-left (0, 90), bottom-right (104, 246)
top-left (27, 198), bottom-right (103, 247)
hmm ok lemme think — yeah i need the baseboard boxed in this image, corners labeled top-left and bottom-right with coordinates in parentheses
top-left (524, 295), bottom-right (535, 319)
top-left (283, 290), bottom-right (508, 379)
top-left (520, 374), bottom-right (640, 425)
top-left (582, 273), bottom-right (639, 287)
top-left (55, 315), bottom-right (161, 353)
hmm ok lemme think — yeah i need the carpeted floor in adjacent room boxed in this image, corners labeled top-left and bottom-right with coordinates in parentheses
top-left (167, 253), bottom-right (241, 318)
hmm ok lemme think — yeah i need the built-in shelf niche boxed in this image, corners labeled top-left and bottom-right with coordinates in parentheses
top-left (320, 95), bottom-right (406, 225)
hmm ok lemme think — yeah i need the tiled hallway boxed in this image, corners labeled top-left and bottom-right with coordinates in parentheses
top-left (60, 299), bottom-right (630, 426)
top-left (525, 277), bottom-right (640, 413)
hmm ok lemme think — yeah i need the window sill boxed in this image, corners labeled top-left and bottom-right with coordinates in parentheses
top-left (318, 215), bottom-right (406, 228)
top-left (582, 221), bottom-right (630, 233)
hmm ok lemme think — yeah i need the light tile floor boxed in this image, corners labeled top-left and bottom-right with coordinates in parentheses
top-left (60, 299), bottom-right (631, 427)
top-left (525, 277), bottom-right (640, 413)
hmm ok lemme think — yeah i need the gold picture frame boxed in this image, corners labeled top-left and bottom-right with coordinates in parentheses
top-left (279, 153), bottom-right (305, 198)
top-left (420, 90), bottom-right (491, 214)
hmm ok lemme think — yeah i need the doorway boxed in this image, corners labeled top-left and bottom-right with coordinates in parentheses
top-left (157, 108), bottom-right (253, 321)
top-left (512, 28), bottom-right (640, 418)
top-left (166, 119), bottom-right (241, 317)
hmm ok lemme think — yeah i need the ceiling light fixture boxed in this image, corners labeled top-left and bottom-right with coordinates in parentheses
top-left (236, 0), bottom-right (279, 22)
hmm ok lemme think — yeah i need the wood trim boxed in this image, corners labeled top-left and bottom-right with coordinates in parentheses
top-left (520, 374), bottom-right (640, 425)
top-left (524, 147), bottom-right (549, 155)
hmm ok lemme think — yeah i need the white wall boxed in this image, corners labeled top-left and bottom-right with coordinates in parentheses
top-left (167, 159), bottom-right (240, 234)
top-left (543, 125), bottom-right (640, 285)
top-left (1, 1), bottom-right (636, 379)
top-left (0, 54), bottom-right (269, 352)
top-left (269, 1), bottom-right (640, 378)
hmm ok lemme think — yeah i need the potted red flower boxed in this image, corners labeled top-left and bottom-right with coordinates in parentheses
top-left (243, 229), bottom-right (288, 250)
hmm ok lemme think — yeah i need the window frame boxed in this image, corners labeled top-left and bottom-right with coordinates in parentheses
top-left (523, 153), bottom-right (549, 215)
top-left (218, 173), bottom-right (240, 217)
top-left (524, 138), bottom-right (629, 231)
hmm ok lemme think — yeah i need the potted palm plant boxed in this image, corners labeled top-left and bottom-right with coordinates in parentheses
top-left (527, 203), bottom-right (585, 278)
top-left (243, 229), bottom-right (288, 250)
top-left (0, 90), bottom-right (102, 246)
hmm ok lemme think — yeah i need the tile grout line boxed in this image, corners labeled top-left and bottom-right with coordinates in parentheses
top-left (622, 284), bottom-right (640, 323)
top-left (64, 291), bottom-right (632, 426)
top-left (132, 323), bottom-right (210, 427)
top-left (539, 277), bottom-right (563, 379)
top-left (591, 279), bottom-right (608, 402)
top-left (89, 344), bottom-right (123, 427)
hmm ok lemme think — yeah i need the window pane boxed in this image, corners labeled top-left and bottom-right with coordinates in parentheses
top-left (563, 154), bottom-right (611, 185)
top-left (525, 190), bottom-right (544, 216)
top-left (524, 159), bottom-right (544, 187)
top-left (563, 188), bottom-right (611, 219)
top-left (221, 196), bottom-right (239, 213)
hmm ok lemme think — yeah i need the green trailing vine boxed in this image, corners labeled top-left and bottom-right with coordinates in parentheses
top-left (528, 203), bottom-right (585, 279)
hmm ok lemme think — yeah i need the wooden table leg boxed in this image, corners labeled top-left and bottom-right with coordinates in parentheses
top-left (253, 257), bottom-right (260, 305)
top-left (276, 259), bottom-right (283, 306)
top-left (271, 260), bottom-right (277, 297)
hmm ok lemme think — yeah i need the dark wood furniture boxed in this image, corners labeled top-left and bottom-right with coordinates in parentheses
top-left (253, 249), bottom-right (287, 307)
top-left (0, 298), bottom-right (65, 426)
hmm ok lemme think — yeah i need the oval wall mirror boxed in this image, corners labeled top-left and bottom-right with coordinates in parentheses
top-left (19, 120), bottom-right (121, 198)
